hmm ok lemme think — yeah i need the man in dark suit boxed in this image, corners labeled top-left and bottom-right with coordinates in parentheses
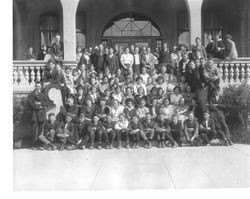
top-left (43, 59), bottom-right (62, 86)
top-left (51, 33), bottom-right (63, 60)
top-left (27, 82), bottom-right (48, 146)
top-left (93, 44), bottom-right (104, 73)
top-left (158, 42), bottom-right (171, 70)
top-left (58, 97), bottom-right (79, 123)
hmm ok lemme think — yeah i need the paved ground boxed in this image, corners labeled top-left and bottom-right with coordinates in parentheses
top-left (14, 144), bottom-right (250, 190)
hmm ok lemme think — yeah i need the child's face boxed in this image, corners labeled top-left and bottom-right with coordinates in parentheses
top-left (140, 100), bottom-right (146, 107)
top-left (86, 100), bottom-right (92, 106)
top-left (159, 115), bottom-right (165, 122)
top-left (127, 101), bottom-right (133, 108)
top-left (119, 115), bottom-right (125, 122)
top-left (180, 76), bottom-right (185, 82)
top-left (152, 99), bottom-right (157, 106)
top-left (66, 116), bottom-right (72, 123)
top-left (164, 99), bottom-right (170, 106)
top-left (73, 71), bottom-right (78, 77)
top-left (49, 115), bottom-right (55, 122)
top-left (78, 89), bottom-right (83, 95)
top-left (179, 98), bottom-right (185, 105)
top-left (132, 116), bottom-right (138, 123)
top-left (172, 116), bottom-right (178, 123)
top-left (204, 113), bottom-right (209, 120)
top-left (103, 77), bottom-right (108, 83)
top-left (142, 68), bottom-right (146, 74)
top-left (93, 117), bottom-right (99, 124)
top-left (98, 73), bottom-right (103, 79)
top-left (65, 69), bottom-right (71, 75)
top-left (147, 77), bottom-right (152, 84)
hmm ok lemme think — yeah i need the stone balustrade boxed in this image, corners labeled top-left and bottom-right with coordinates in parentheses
top-left (13, 58), bottom-right (250, 94)
top-left (13, 60), bottom-right (77, 94)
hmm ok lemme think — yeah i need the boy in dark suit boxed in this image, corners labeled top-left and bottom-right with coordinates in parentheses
top-left (102, 115), bottom-right (116, 149)
top-left (199, 111), bottom-right (216, 146)
top-left (183, 113), bottom-right (200, 146)
top-left (128, 115), bottom-right (141, 149)
top-left (27, 82), bottom-right (48, 147)
top-left (74, 114), bottom-right (90, 150)
top-left (56, 114), bottom-right (75, 150)
top-left (87, 115), bottom-right (104, 150)
top-left (169, 115), bottom-right (183, 146)
top-left (38, 113), bottom-right (59, 150)
top-left (155, 114), bottom-right (178, 148)
top-left (139, 113), bottom-right (156, 148)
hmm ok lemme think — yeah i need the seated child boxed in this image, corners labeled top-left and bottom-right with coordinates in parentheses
top-left (183, 113), bottom-right (200, 146)
top-left (199, 111), bottom-right (215, 146)
top-left (114, 113), bottom-right (129, 149)
top-left (74, 114), bottom-right (90, 150)
top-left (139, 113), bottom-right (156, 148)
top-left (87, 115), bottom-right (104, 150)
top-left (123, 98), bottom-right (137, 121)
top-left (38, 113), bottom-right (59, 150)
top-left (155, 114), bottom-right (178, 148)
top-left (102, 115), bottom-right (116, 149)
top-left (56, 114), bottom-right (76, 150)
top-left (169, 115), bottom-right (183, 146)
top-left (136, 98), bottom-right (149, 120)
top-left (128, 115), bottom-right (141, 149)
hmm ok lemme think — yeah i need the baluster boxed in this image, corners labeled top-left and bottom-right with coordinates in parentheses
top-left (18, 67), bottom-right (26, 86)
top-left (240, 64), bottom-right (245, 82)
top-left (228, 64), bottom-right (234, 83)
top-left (246, 64), bottom-right (250, 84)
top-left (13, 67), bottom-right (18, 86)
top-left (224, 64), bottom-right (228, 83)
top-left (30, 67), bottom-right (35, 86)
top-left (36, 66), bottom-right (41, 83)
top-left (234, 64), bottom-right (239, 82)
top-left (218, 64), bottom-right (223, 79)
top-left (24, 66), bottom-right (30, 86)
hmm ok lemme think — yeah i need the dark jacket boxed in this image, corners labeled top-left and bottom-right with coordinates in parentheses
top-left (158, 50), bottom-right (171, 64)
top-left (80, 105), bottom-right (96, 120)
top-left (43, 68), bottom-right (61, 84)
top-left (43, 120), bottom-right (61, 134)
top-left (199, 118), bottom-right (215, 132)
top-left (27, 90), bottom-right (48, 122)
top-left (104, 54), bottom-right (119, 73)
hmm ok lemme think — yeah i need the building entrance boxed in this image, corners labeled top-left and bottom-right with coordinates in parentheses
top-left (101, 13), bottom-right (162, 49)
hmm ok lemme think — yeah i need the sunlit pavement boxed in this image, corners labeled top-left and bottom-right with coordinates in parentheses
top-left (14, 144), bottom-right (250, 190)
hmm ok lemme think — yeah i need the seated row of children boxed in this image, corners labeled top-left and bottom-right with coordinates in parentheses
top-left (38, 95), bottom-right (231, 151)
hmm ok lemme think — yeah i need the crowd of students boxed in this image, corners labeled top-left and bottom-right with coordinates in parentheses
top-left (27, 34), bottom-right (235, 151)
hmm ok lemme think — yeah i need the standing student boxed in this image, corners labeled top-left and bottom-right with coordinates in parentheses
top-left (114, 113), bottom-right (130, 149)
top-left (38, 113), bottom-right (58, 150)
top-left (51, 33), bottom-right (63, 60)
top-left (133, 46), bottom-right (141, 75)
top-left (120, 47), bottom-right (134, 76)
top-left (27, 82), bottom-right (48, 147)
top-left (155, 114), bottom-right (178, 148)
top-left (139, 113), bottom-right (156, 148)
top-left (128, 115), bottom-right (141, 149)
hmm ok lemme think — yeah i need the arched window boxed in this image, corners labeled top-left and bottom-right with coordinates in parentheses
top-left (103, 17), bottom-right (160, 37)
top-left (40, 13), bottom-right (59, 46)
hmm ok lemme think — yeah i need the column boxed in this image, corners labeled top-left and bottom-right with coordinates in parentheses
top-left (60, 0), bottom-right (80, 61)
top-left (187, 0), bottom-right (203, 45)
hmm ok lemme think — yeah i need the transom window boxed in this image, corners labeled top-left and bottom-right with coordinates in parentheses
top-left (103, 17), bottom-right (160, 37)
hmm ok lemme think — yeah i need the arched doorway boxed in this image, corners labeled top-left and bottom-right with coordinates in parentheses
top-left (101, 13), bottom-right (162, 49)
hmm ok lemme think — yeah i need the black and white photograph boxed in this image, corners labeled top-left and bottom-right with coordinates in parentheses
top-left (10, 0), bottom-right (250, 192)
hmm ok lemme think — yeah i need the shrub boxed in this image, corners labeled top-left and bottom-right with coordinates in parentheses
top-left (222, 83), bottom-right (250, 141)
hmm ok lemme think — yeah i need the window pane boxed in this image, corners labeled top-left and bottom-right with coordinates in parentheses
top-left (112, 25), bottom-right (122, 36)
top-left (178, 31), bottom-right (190, 47)
top-left (103, 27), bottom-right (112, 37)
top-left (122, 30), bottom-right (141, 37)
top-left (152, 26), bottom-right (160, 36)
top-left (76, 32), bottom-right (86, 48)
top-left (142, 23), bottom-right (151, 36)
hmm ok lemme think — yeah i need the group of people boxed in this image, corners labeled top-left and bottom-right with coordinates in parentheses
top-left (27, 33), bottom-right (235, 151)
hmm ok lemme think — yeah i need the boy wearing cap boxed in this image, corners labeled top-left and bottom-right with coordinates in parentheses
top-left (87, 115), bottom-right (104, 150)
top-left (38, 113), bottom-right (59, 150)
top-left (199, 111), bottom-right (215, 146)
